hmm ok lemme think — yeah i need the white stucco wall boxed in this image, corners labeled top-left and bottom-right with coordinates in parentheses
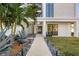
top-left (58, 23), bottom-right (71, 36)
top-left (54, 3), bottom-right (75, 18)
top-left (75, 21), bottom-right (79, 37)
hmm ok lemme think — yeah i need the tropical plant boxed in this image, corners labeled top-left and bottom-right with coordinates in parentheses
top-left (10, 3), bottom-right (38, 37)
top-left (0, 3), bottom-right (39, 55)
top-left (0, 4), bottom-right (6, 31)
top-left (24, 4), bottom-right (38, 35)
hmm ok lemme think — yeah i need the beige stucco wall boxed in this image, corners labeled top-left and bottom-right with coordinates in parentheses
top-left (75, 21), bottom-right (79, 37)
top-left (58, 23), bottom-right (71, 36)
top-left (54, 3), bottom-right (75, 18)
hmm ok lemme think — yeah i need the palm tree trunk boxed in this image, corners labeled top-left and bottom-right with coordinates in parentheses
top-left (0, 20), bottom-right (3, 31)
top-left (11, 23), bottom-right (14, 34)
top-left (11, 22), bottom-right (16, 42)
top-left (13, 22), bottom-right (16, 36)
top-left (0, 20), bottom-right (1, 32)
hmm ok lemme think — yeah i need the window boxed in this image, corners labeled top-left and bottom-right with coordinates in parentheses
top-left (76, 3), bottom-right (79, 17)
top-left (47, 24), bottom-right (58, 36)
top-left (46, 3), bottom-right (54, 17)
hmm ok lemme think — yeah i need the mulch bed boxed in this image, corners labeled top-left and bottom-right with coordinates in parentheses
top-left (10, 41), bottom-right (23, 56)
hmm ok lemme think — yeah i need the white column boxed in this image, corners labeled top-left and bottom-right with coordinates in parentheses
top-left (75, 21), bottom-right (79, 37)
top-left (42, 21), bottom-right (47, 37)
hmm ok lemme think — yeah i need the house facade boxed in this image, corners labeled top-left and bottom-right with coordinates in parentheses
top-left (24, 3), bottom-right (79, 37)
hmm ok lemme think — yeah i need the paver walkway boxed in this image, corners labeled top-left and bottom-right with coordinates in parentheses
top-left (26, 34), bottom-right (52, 56)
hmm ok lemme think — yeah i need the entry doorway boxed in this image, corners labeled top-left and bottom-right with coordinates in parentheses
top-left (47, 24), bottom-right (58, 36)
top-left (37, 26), bottom-right (42, 34)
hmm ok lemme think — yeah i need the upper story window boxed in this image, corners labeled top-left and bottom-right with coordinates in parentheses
top-left (76, 3), bottom-right (79, 17)
top-left (46, 3), bottom-right (54, 17)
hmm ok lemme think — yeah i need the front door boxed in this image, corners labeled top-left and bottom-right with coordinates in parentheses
top-left (47, 24), bottom-right (58, 36)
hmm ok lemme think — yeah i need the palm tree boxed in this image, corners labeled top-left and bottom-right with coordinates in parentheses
top-left (24, 4), bottom-right (38, 36)
top-left (0, 3), bottom-right (38, 38)
top-left (0, 3), bottom-right (38, 55)
top-left (10, 3), bottom-right (38, 37)
top-left (0, 4), bottom-right (6, 31)
top-left (0, 4), bottom-right (13, 31)
top-left (0, 4), bottom-right (14, 54)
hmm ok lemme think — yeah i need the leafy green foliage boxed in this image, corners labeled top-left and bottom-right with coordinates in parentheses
top-left (0, 3), bottom-right (38, 29)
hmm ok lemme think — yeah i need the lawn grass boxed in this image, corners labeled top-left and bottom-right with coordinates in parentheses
top-left (48, 37), bottom-right (79, 56)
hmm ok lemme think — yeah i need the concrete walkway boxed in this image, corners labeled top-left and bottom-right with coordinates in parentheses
top-left (26, 34), bottom-right (52, 56)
